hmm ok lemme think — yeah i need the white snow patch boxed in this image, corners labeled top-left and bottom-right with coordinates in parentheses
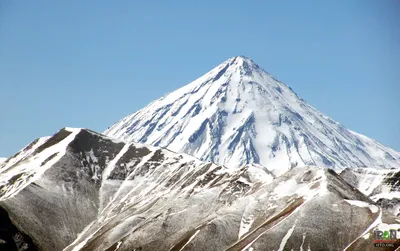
top-left (362, 233), bottom-right (370, 239)
top-left (278, 220), bottom-right (297, 251)
top-left (107, 215), bottom-right (143, 243)
top-left (371, 191), bottom-right (400, 201)
top-left (66, 221), bottom-right (101, 251)
top-left (102, 143), bottom-right (130, 181)
top-left (242, 199), bottom-right (305, 250)
top-left (0, 136), bottom-right (50, 173)
top-left (238, 214), bottom-right (254, 239)
top-left (300, 232), bottom-right (307, 251)
top-left (115, 241), bottom-right (122, 250)
top-left (0, 158), bottom-right (6, 165)
top-left (344, 200), bottom-right (379, 213)
top-left (272, 169), bottom-right (326, 200)
top-left (273, 179), bottom-right (299, 197)
top-left (179, 229), bottom-right (200, 251)
top-left (246, 164), bottom-right (275, 184)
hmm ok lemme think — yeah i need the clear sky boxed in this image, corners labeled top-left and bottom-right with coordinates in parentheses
top-left (0, 1), bottom-right (399, 157)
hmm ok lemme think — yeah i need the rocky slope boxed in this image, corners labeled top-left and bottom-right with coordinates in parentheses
top-left (0, 128), bottom-right (223, 251)
top-left (1, 128), bottom-right (400, 251)
top-left (104, 56), bottom-right (400, 176)
top-left (66, 164), bottom-right (400, 251)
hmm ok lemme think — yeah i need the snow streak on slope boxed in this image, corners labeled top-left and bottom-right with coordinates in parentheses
top-left (105, 56), bottom-right (400, 175)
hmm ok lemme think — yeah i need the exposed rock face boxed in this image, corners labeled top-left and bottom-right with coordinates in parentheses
top-left (105, 56), bottom-right (400, 176)
top-left (1, 128), bottom-right (399, 251)
top-left (0, 206), bottom-right (39, 251)
top-left (0, 128), bottom-right (126, 251)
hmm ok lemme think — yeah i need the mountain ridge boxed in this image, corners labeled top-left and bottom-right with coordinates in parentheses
top-left (2, 127), bottom-right (400, 251)
top-left (105, 56), bottom-right (400, 175)
top-left (0, 127), bottom-right (223, 250)
top-left (1, 56), bottom-right (399, 250)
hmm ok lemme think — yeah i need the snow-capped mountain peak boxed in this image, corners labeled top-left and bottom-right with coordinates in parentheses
top-left (221, 55), bottom-right (263, 74)
top-left (105, 56), bottom-right (400, 175)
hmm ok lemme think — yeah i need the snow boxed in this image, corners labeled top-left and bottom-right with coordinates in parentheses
top-left (69, 226), bottom-right (101, 251)
top-left (98, 147), bottom-right (208, 219)
top-left (0, 158), bottom-right (6, 165)
top-left (2, 122), bottom-right (395, 251)
top-left (245, 164), bottom-right (275, 184)
top-left (345, 168), bottom-right (393, 196)
top-left (362, 233), bottom-right (370, 239)
top-left (104, 56), bottom-right (400, 176)
top-left (272, 168), bottom-right (327, 200)
top-left (241, 193), bottom-right (306, 251)
top-left (344, 200), bottom-right (379, 213)
top-left (278, 220), bottom-right (297, 251)
top-left (300, 233), bottom-right (307, 251)
top-left (0, 136), bottom-right (50, 173)
top-left (116, 241), bottom-right (122, 250)
top-left (107, 215), bottom-right (143, 243)
top-left (273, 179), bottom-right (299, 197)
top-left (340, 167), bottom-right (400, 216)
top-left (63, 221), bottom-right (98, 251)
top-left (102, 143), bottom-right (130, 181)
top-left (371, 192), bottom-right (400, 200)
top-left (0, 128), bottom-right (81, 200)
top-left (343, 208), bottom-right (383, 250)
top-left (238, 214), bottom-right (254, 239)
top-left (179, 229), bottom-right (200, 251)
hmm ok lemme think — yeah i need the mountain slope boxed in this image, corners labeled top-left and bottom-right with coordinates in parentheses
top-left (0, 128), bottom-right (274, 251)
top-left (0, 157), bottom-right (6, 164)
top-left (2, 128), bottom-right (400, 251)
top-left (104, 56), bottom-right (400, 176)
top-left (341, 167), bottom-right (400, 216)
top-left (63, 165), bottom-right (400, 251)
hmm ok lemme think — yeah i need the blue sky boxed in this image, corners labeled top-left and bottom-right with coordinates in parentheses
top-left (0, 1), bottom-right (399, 157)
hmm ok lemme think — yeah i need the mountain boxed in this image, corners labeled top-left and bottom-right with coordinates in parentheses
top-left (104, 56), bottom-right (400, 176)
top-left (0, 158), bottom-right (6, 165)
top-left (2, 128), bottom-right (400, 251)
top-left (0, 128), bottom-right (226, 251)
top-left (66, 165), bottom-right (400, 251)
top-left (341, 167), bottom-right (400, 216)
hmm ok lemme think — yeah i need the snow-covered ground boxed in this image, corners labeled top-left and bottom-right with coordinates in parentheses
top-left (341, 167), bottom-right (400, 216)
top-left (0, 128), bottom-right (81, 200)
top-left (0, 157), bottom-right (6, 165)
top-left (105, 56), bottom-right (400, 176)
